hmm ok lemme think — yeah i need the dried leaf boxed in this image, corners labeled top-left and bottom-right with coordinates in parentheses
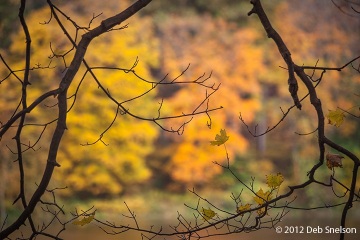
top-left (210, 129), bottom-right (229, 146)
top-left (326, 153), bottom-right (344, 170)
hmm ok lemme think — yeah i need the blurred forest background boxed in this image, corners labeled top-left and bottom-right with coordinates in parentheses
top-left (0, 0), bottom-right (359, 226)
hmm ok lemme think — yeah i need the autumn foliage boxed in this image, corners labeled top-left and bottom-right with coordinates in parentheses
top-left (1, 1), bottom-right (358, 199)
top-left (0, 0), bottom-right (359, 239)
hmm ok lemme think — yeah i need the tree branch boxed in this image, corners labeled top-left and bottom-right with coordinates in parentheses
top-left (248, 0), bottom-right (301, 109)
top-left (0, 0), bottom-right (153, 238)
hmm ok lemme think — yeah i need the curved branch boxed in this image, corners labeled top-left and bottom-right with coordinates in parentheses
top-left (0, 0), bottom-right (153, 238)
top-left (248, 0), bottom-right (301, 109)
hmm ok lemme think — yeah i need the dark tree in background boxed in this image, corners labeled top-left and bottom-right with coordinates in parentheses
top-left (0, 0), bottom-right (359, 240)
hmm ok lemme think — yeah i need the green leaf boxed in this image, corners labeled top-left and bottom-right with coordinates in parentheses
top-left (210, 129), bottom-right (229, 146)
top-left (326, 109), bottom-right (345, 127)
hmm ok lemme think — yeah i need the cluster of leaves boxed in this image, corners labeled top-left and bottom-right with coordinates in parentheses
top-left (194, 173), bottom-right (285, 225)
top-left (237, 173), bottom-right (284, 216)
top-left (196, 130), bottom-right (285, 219)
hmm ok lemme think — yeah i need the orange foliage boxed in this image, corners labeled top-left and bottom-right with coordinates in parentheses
top-left (157, 15), bottom-right (265, 184)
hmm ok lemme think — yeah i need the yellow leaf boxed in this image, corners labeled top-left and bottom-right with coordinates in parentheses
top-left (266, 173), bottom-right (284, 189)
top-left (73, 212), bottom-right (95, 226)
top-left (210, 129), bottom-right (229, 146)
top-left (326, 153), bottom-right (344, 170)
top-left (253, 188), bottom-right (272, 205)
top-left (326, 109), bottom-right (345, 127)
top-left (201, 208), bottom-right (216, 221)
top-left (237, 203), bottom-right (252, 215)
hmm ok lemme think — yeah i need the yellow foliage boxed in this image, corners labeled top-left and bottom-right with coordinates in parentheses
top-left (169, 142), bottom-right (223, 184)
top-left (73, 212), bottom-right (95, 226)
top-left (237, 203), bottom-right (252, 215)
top-left (266, 173), bottom-right (284, 189)
top-left (201, 208), bottom-right (216, 221)
top-left (159, 16), bottom-right (263, 183)
top-left (326, 109), bottom-right (345, 127)
top-left (253, 188), bottom-right (272, 205)
top-left (7, 2), bottom-right (160, 196)
top-left (3, 0), bottom-right (359, 198)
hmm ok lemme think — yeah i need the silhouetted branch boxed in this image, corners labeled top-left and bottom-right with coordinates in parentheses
top-left (301, 55), bottom-right (360, 70)
top-left (1, 0), bottom-right (358, 240)
top-left (248, 0), bottom-right (301, 109)
top-left (0, 0), bottom-right (154, 238)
